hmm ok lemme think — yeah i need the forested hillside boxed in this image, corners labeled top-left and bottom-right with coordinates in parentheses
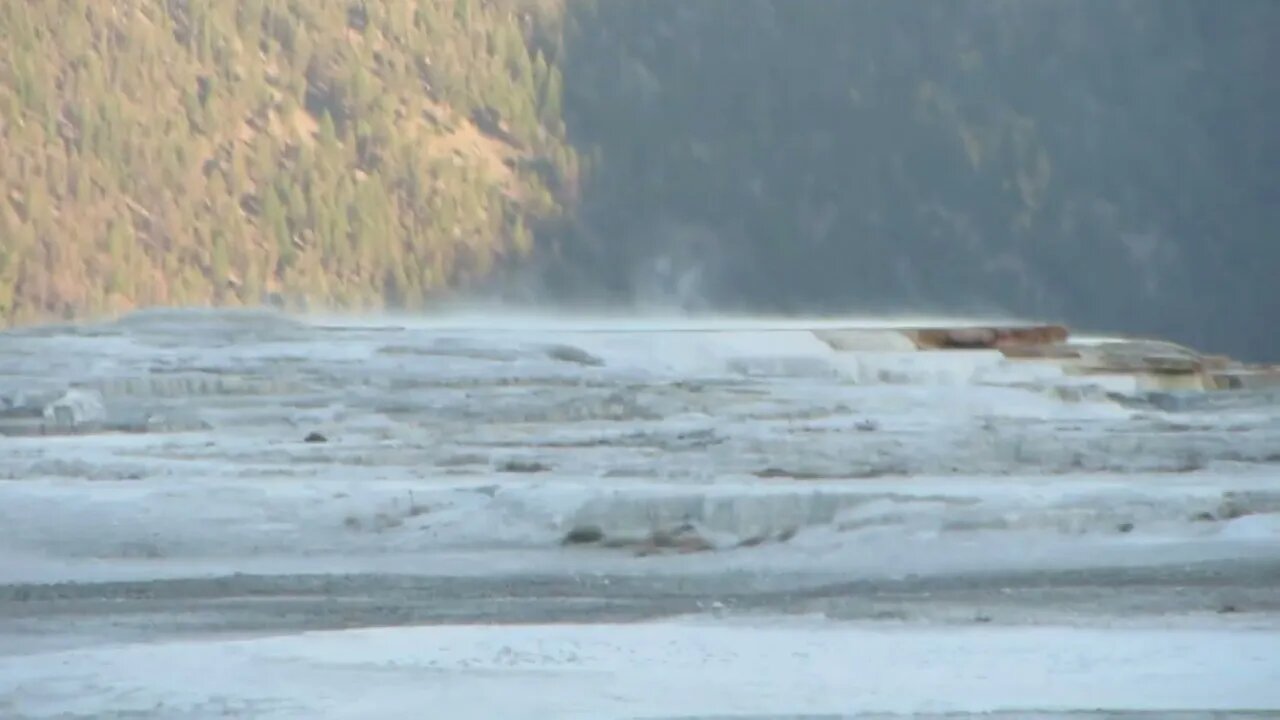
top-left (0, 0), bottom-right (574, 320)
top-left (2, 1), bottom-right (1278, 358)
top-left (543, 0), bottom-right (1280, 359)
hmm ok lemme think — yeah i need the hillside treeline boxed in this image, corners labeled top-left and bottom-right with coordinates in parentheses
top-left (544, 0), bottom-right (1279, 359)
top-left (0, 0), bottom-right (574, 320)
top-left (3, 1), bottom-right (1277, 358)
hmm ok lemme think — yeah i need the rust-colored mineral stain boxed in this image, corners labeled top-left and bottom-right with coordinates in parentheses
top-left (910, 325), bottom-right (1069, 350)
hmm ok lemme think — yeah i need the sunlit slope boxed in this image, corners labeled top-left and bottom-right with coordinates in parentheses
top-left (0, 0), bottom-right (574, 321)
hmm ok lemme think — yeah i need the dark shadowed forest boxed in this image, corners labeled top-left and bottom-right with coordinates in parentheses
top-left (2, 0), bottom-right (1277, 357)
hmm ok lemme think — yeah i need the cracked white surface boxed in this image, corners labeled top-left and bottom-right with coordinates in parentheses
top-left (1, 309), bottom-right (1278, 718)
